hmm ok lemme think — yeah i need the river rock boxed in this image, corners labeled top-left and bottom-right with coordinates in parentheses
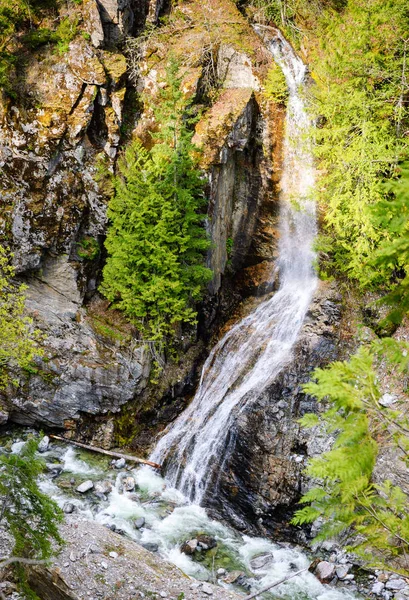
top-left (250, 553), bottom-right (274, 570)
top-left (197, 534), bottom-right (217, 550)
top-left (38, 436), bottom-right (50, 453)
top-left (134, 517), bottom-right (145, 529)
top-left (63, 502), bottom-right (75, 514)
top-left (46, 463), bottom-right (63, 474)
top-left (76, 480), bottom-right (94, 493)
top-left (181, 539), bottom-right (198, 555)
top-left (141, 543), bottom-right (158, 552)
top-left (216, 568), bottom-right (226, 577)
top-left (314, 561), bottom-right (336, 583)
top-left (122, 476), bottom-right (136, 491)
top-left (95, 480), bottom-right (113, 494)
top-left (224, 571), bottom-right (244, 584)
top-left (114, 458), bottom-right (126, 469)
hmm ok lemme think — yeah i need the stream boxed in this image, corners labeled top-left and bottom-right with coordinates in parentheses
top-left (1, 433), bottom-right (361, 600)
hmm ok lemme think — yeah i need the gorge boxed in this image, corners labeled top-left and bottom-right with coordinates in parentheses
top-left (1, 0), bottom-right (409, 599)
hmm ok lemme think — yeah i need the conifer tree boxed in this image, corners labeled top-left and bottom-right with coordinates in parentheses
top-left (0, 246), bottom-right (42, 390)
top-left (0, 439), bottom-right (64, 599)
top-left (101, 59), bottom-right (212, 345)
top-left (293, 339), bottom-right (409, 573)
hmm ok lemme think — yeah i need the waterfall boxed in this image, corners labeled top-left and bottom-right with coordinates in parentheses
top-left (150, 30), bottom-right (317, 505)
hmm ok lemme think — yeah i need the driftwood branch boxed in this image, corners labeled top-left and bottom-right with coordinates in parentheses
top-left (49, 435), bottom-right (161, 470)
top-left (0, 557), bottom-right (48, 571)
top-left (244, 568), bottom-right (309, 600)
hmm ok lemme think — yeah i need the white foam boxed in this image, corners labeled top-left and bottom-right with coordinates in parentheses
top-left (61, 447), bottom-right (100, 476)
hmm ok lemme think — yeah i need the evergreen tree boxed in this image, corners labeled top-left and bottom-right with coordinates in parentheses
top-left (371, 162), bottom-right (409, 324)
top-left (0, 246), bottom-right (43, 390)
top-left (101, 60), bottom-right (212, 345)
top-left (0, 438), bottom-right (64, 598)
top-left (293, 339), bottom-right (409, 573)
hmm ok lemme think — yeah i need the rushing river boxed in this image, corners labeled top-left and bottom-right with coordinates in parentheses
top-left (1, 435), bottom-right (359, 600)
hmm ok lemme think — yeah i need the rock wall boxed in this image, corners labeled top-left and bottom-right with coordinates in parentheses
top-left (0, 0), bottom-right (283, 435)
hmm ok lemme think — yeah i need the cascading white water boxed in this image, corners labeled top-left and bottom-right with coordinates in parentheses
top-left (150, 30), bottom-right (318, 504)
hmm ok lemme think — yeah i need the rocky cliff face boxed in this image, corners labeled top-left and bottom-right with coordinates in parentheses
top-left (0, 0), bottom-right (282, 436)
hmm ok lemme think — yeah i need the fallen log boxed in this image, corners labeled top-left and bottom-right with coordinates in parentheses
top-left (243, 568), bottom-right (309, 600)
top-left (49, 435), bottom-right (161, 470)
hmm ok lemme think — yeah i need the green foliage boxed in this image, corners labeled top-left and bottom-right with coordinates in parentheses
top-left (55, 15), bottom-right (79, 54)
top-left (0, 246), bottom-right (43, 389)
top-left (306, 0), bottom-right (409, 286)
top-left (101, 59), bottom-right (212, 345)
top-left (0, 438), bottom-right (63, 597)
top-left (23, 27), bottom-right (58, 49)
top-left (371, 162), bottom-right (409, 324)
top-left (293, 339), bottom-right (409, 572)
top-left (77, 236), bottom-right (100, 261)
top-left (263, 62), bottom-right (288, 105)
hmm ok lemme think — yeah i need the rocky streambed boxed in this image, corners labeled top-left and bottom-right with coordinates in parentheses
top-left (3, 430), bottom-right (401, 600)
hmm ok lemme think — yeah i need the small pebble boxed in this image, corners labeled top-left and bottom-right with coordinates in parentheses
top-left (109, 551), bottom-right (118, 559)
top-left (160, 592), bottom-right (167, 598)
top-left (100, 561), bottom-right (108, 570)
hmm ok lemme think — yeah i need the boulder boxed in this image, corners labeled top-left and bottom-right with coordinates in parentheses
top-left (122, 476), bottom-right (135, 491)
top-left (95, 480), bottom-right (113, 494)
top-left (314, 561), bottom-right (336, 583)
top-left (250, 553), bottom-right (274, 571)
top-left (181, 539), bottom-right (198, 555)
top-left (38, 436), bottom-right (50, 453)
top-left (386, 579), bottom-right (407, 591)
top-left (224, 571), bottom-right (244, 585)
top-left (63, 502), bottom-right (75, 514)
top-left (134, 517), bottom-right (145, 529)
top-left (76, 480), bottom-right (94, 493)
top-left (197, 534), bottom-right (217, 550)
top-left (371, 582), bottom-right (384, 595)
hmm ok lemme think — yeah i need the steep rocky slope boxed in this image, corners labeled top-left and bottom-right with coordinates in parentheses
top-left (0, 0), bottom-right (285, 436)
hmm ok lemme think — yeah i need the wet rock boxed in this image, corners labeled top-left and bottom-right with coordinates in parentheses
top-left (181, 539), bottom-right (198, 555)
top-left (114, 458), bottom-right (126, 469)
top-left (224, 571), bottom-right (244, 584)
top-left (134, 517), bottom-right (145, 529)
top-left (95, 480), bottom-right (113, 494)
top-left (141, 543), bottom-right (158, 552)
top-left (38, 436), bottom-right (49, 453)
top-left (250, 553), bottom-right (274, 570)
top-left (197, 534), bottom-right (217, 550)
top-left (122, 476), bottom-right (136, 491)
top-left (46, 463), bottom-right (63, 474)
top-left (76, 480), bottom-right (94, 493)
top-left (314, 561), bottom-right (336, 583)
top-left (63, 502), bottom-right (75, 514)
